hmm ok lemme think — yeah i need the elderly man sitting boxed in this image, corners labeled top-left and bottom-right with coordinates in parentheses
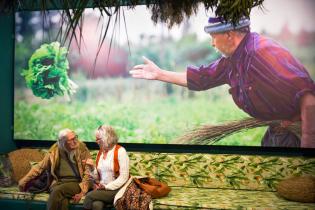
top-left (18, 128), bottom-right (92, 210)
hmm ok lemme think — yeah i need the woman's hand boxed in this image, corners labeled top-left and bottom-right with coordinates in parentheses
top-left (72, 192), bottom-right (84, 203)
top-left (93, 183), bottom-right (105, 190)
top-left (130, 56), bottom-right (161, 80)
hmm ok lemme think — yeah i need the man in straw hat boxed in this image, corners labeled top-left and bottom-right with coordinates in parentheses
top-left (18, 129), bottom-right (93, 210)
top-left (130, 16), bottom-right (315, 148)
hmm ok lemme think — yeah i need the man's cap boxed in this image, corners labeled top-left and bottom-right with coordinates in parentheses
top-left (204, 17), bottom-right (250, 34)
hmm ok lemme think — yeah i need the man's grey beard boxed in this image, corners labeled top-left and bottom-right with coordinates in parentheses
top-left (58, 142), bottom-right (76, 163)
top-left (67, 150), bottom-right (76, 163)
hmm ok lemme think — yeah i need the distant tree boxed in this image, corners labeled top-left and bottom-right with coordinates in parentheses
top-left (297, 29), bottom-right (315, 47)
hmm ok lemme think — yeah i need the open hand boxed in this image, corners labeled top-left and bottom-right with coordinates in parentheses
top-left (129, 56), bottom-right (161, 80)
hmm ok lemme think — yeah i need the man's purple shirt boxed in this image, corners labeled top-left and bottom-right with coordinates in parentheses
top-left (187, 32), bottom-right (315, 120)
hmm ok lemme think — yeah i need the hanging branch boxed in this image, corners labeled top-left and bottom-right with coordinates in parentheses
top-left (2, 0), bottom-right (265, 77)
top-left (1, 0), bottom-right (265, 44)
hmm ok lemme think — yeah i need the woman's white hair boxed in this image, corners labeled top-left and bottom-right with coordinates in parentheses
top-left (57, 128), bottom-right (76, 163)
top-left (95, 125), bottom-right (118, 149)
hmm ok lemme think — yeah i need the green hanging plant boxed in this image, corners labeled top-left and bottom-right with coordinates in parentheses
top-left (1, 1), bottom-right (265, 44)
top-left (21, 42), bottom-right (78, 99)
top-left (3, 0), bottom-right (265, 75)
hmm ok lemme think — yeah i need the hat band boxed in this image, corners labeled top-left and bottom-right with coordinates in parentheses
top-left (204, 19), bottom-right (250, 34)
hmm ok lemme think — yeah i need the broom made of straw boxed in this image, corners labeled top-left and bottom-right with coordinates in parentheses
top-left (174, 118), bottom-right (301, 145)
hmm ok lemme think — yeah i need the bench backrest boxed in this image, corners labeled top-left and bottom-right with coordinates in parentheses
top-left (115, 152), bottom-right (315, 192)
top-left (3, 149), bottom-right (314, 192)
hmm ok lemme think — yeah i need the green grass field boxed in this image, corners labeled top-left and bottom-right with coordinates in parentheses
top-left (14, 80), bottom-right (266, 146)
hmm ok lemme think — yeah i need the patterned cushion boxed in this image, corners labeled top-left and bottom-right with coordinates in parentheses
top-left (1, 186), bottom-right (314, 209)
top-left (47, 150), bottom-right (315, 192)
top-left (127, 152), bottom-right (315, 191)
top-left (150, 153), bottom-right (315, 191)
top-left (1, 149), bottom-right (315, 209)
top-left (0, 154), bottom-right (15, 187)
top-left (154, 187), bottom-right (315, 209)
top-left (0, 186), bottom-right (84, 204)
top-left (8, 149), bottom-right (45, 182)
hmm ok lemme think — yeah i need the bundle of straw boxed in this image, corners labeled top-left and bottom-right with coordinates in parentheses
top-left (174, 118), bottom-right (301, 145)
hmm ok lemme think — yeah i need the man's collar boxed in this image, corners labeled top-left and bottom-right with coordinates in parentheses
top-left (230, 32), bottom-right (251, 60)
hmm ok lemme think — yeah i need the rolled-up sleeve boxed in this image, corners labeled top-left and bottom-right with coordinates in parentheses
top-left (187, 58), bottom-right (229, 91)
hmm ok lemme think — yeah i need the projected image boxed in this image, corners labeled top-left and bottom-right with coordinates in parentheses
top-left (14, 0), bottom-right (315, 147)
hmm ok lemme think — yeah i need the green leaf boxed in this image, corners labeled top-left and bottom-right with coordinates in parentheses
top-left (21, 42), bottom-right (77, 99)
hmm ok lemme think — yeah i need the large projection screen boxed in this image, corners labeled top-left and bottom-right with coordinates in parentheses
top-left (14, 0), bottom-right (315, 147)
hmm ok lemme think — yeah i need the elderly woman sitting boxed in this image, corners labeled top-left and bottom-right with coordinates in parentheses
top-left (83, 125), bottom-right (130, 210)
top-left (18, 128), bottom-right (92, 210)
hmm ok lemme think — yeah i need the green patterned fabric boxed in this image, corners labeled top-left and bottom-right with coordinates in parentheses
top-left (1, 186), bottom-right (314, 209)
top-left (1, 150), bottom-right (314, 209)
top-left (129, 152), bottom-right (160, 177)
top-left (0, 186), bottom-right (84, 204)
top-left (126, 152), bottom-right (315, 191)
top-left (154, 187), bottom-right (315, 209)
top-left (53, 151), bottom-right (315, 192)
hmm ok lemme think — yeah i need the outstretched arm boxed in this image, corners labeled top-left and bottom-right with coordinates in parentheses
top-left (130, 56), bottom-right (187, 87)
top-left (300, 92), bottom-right (315, 148)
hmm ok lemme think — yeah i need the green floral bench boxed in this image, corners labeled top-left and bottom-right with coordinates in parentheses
top-left (1, 150), bottom-right (315, 209)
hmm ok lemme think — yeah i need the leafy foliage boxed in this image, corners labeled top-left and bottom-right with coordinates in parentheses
top-left (21, 42), bottom-right (77, 99)
top-left (149, 0), bottom-right (265, 27)
top-left (1, 0), bottom-right (265, 47)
